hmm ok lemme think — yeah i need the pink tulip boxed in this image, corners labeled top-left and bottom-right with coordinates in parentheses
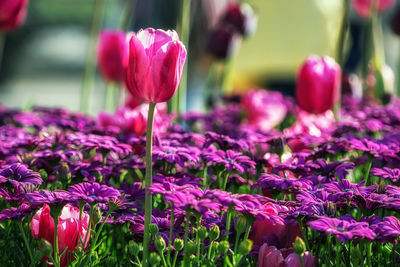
top-left (97, 30), bottom-right (128, 82)
top-left (258, 244), bottom-right (317, 267)
top-left (124, 28), bottom-right (187, 103)
top-left (296, 55), bottom-right (341, 114)
top-left (0, 0), bottom-right (29, 32)
top-left (352, 0), bottom-right (394, 18)
top-left (242, 89), bottom-right (288, 132)
top-left (252, 219), bottom-right (302, 248)
top-left (31, 204), bottom-right (89, 267)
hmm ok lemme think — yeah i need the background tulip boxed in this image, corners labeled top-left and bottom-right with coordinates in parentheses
top-left (352, 0), bottom-right (394, 18)
top-left (97, 30), bottom-right (128, 83)
top-left (124, 28), bottom-right (187, 104)
top-left (296, 55), bottom-right (341, 114)
top-left (31, 204), bottom-right (89, 267)
top-left (0, 0), bottom-right (29, 32)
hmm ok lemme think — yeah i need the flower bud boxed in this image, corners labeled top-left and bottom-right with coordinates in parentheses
top-left (173, 238), bottom-right (184, 251)
top-left (212, 241), bottom-right (219, 252)
top-left (326, 202), bottom-right (336, 217)
top-left (149, 252), bottom-right (161, 265)
top-left (197, 226), bottom-right (208, 240)
top-left (149, 223), bottom-right (159, 236)
top-left (206, 25), bottom-right (240, 60)
top-left (91, 206), bottom-right (103, 225)
top-left (90, 251), bottom-right (99, 263)
top-left (218, 240), bottom-right (230, 255)
top-left (235, 216), bottom-right (247, 235)
top-left (353, 0), bottom-right (395, 18)
top-left (38, 239), bottom-right (53, 257)
top-left (293, 237), bottom-right (306, 256)
top-left (128, 240), bottom-right (140, 256)
top-left (58, 163), bottom-right (71, 184)
top-left (0, 0), bottom-right (30, 32)
top-left (209, 225), bottom-right (220, 241)
top-left (220, 3), bottom-right (257, 37)
top-left (186, 241), bottom-right (197, 255)
top-left (238, 239), bottom-right (253, 255)
top-left (155, 235), bottom-right (166, 252)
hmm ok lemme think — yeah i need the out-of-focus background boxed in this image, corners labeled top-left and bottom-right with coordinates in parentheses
top-left (0, 0), bottom-right (399, 113)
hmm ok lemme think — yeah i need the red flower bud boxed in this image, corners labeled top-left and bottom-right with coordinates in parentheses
top-left (97, 30), bottom-right (128, 82)
top-left (0, 0), bottom-right (29, 32)
top-left (221, 3), bottom-right (257, 37)
top-left (296, 55), bottom-right (341, 114)
top-left (124, 28), bottom-right (187, 103)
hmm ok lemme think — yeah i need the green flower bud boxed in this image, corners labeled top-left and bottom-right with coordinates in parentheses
top-left (91, 206), bottom-right (103, 225)
top-left (212, 241), bottom-right (219, 253)
top-left (173, 238), bottom-right (184, 251)
top-left (149, 252), bottom-right (161, 265)
top-left (197, 226), bottom-right (208, 240)
top-left (128, 240), bottom-right (140, 257)
top-left (38, 239), bottom-right (53, 257)
top-left (235, 216), bottom-right (247, 235)
top-left (350, 246), bottom-right (362, 265)
top-left (209, 225), bottom-right (220, 241)
top-left (190, 254), bottom-right (196, 262)
top-left (74, 247), bottom-right (84, 258)
top-left (218, 240), bottom-right (230, 255)
top-left (90, 251), bottom-right (99, 263)
top-left (149, 223), bottom-right (159, 236)
top-left (293, 237), bottom-right (306, 256)
top-left (58, 163), bottom-right (71, 183)
top-left (238, 239), bottom-right (253, 255)
top-left (186, 240), bottom-right (196, 255)
top-left (155, 235), bottom-right (166, 252)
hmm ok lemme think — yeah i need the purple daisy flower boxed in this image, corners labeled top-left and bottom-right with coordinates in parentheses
top-left (308, 216), bottom-right (376, 242)
top-left (255, 173), bottom-right (312, 191)
top-left (374, 216), bottom-right (400, 243)
top-left (202, 149), bottom-right (256, 173)
top-left (371, 167), bottom-right (400, 183)
top-left (203, 131), bottom-right (249, 151)
top-left (0, 163), bottom-right (42, 187)
top-left (152, 145), bottom-right (200, 167)
top-left (69, 182), bottom-right (121, 203)
top-left (0, 204), bottom-right (37, 221)
top-left (25, 190), bottom-right (72, 206)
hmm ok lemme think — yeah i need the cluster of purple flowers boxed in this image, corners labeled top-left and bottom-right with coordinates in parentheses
top-left (2, 93), bottom-right (400, 265)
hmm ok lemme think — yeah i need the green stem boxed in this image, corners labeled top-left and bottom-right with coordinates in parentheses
top-left (367, 242), bottom-right (372, 267)
top-left (183, 210), bottom-right (191, 266)
top-left (172, 250), bottom-right (179, 267)
top-left (298, 219), bottom-right (310, 251)
top-left (104, 82), bottom-right (116, 112)
top-left (299, 254), bottom-right (305, 267)
top-left (53, 217), bottom-right (60, 267)
top-left (159, 251), bottom-right (168, 267)
top-left (222, 172), bottom-right (230, 191)
top-left (91, 209), bottom-right (112, 252)
top-left (80, 0), bottom-right (105, 113)
top-left (224, 209), bottom-right (232, 240)
top-left (167, 208), bottom-right (174, 265)
top-left (195, 215), bottom-right (202, 264)
top-left (171, 0), bottom-right (191, 113)
top-left (18, 221), bottom-right (34, 265)
top-left (365, 157), bottom-right (372, 185)
top-left (142, 102), bottom-right (156, 267)
top-left (207, 241), bottom-right (214, 260)
top-left (118, 0), bottom-right (136, 30)
top-left (0, 33), bottom-right (5, 73)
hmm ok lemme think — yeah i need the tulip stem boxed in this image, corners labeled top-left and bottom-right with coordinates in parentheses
top-left (0, 33), bottom-right (5, 73)
top-left (142, 102), bottom-right (156, 267)
top-left (18, 221), bottom-right (34, 265)
top-left (80, 0), bottom-right (105, 113)
top-left (104, 82), bottom-right (116, 112)
top-left (119, 0), bottom-right (136, 30)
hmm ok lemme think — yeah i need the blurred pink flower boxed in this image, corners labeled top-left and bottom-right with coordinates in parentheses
top-left (352, 0), bottom-right (395, 18)
top-left (242, 89), bottom-right (288, 132)
top-left (0, 0), bottom-right (29, 32)
top-left (296, 55), bottom-right (341, 114)
top-left (258, 244), bottom-right (317, 267)
top-left (97, 30), bottom-right (128, 82)
top-left (124, 28), bottom-right (187, 103)
top-left (31, 204), bottom-right (89, 267)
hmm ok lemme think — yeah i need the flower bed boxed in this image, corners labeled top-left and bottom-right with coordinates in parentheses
top-left (1, 93), bottom-right (400, 266)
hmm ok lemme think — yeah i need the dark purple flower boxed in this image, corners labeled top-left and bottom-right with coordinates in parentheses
top-left (371, 167), bottom-right (400, 183)
top-left (256, 173), bottom-right (312, 191)
top-left (308, 216), bottom-right (375, 242)
top-left (203, 131), bottom-right (249, 150)
top-left (202, 149), bottom-right (255, 173)
top-left (0, 204), bottom-right (36, 221)
top-left (374, 216), bottom-right (400, 243)
top-left (25, 190), bottom-right (72, 206)
top-left (152, 145), bottom-right (200, 167)
top-left (69, 182), bottom-right (121, 203)
top-left (0, 163), bottom-right (42, 187)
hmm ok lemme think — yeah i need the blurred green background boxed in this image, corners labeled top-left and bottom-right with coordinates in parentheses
top-left (0, 0), bottom-right (399, 113)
